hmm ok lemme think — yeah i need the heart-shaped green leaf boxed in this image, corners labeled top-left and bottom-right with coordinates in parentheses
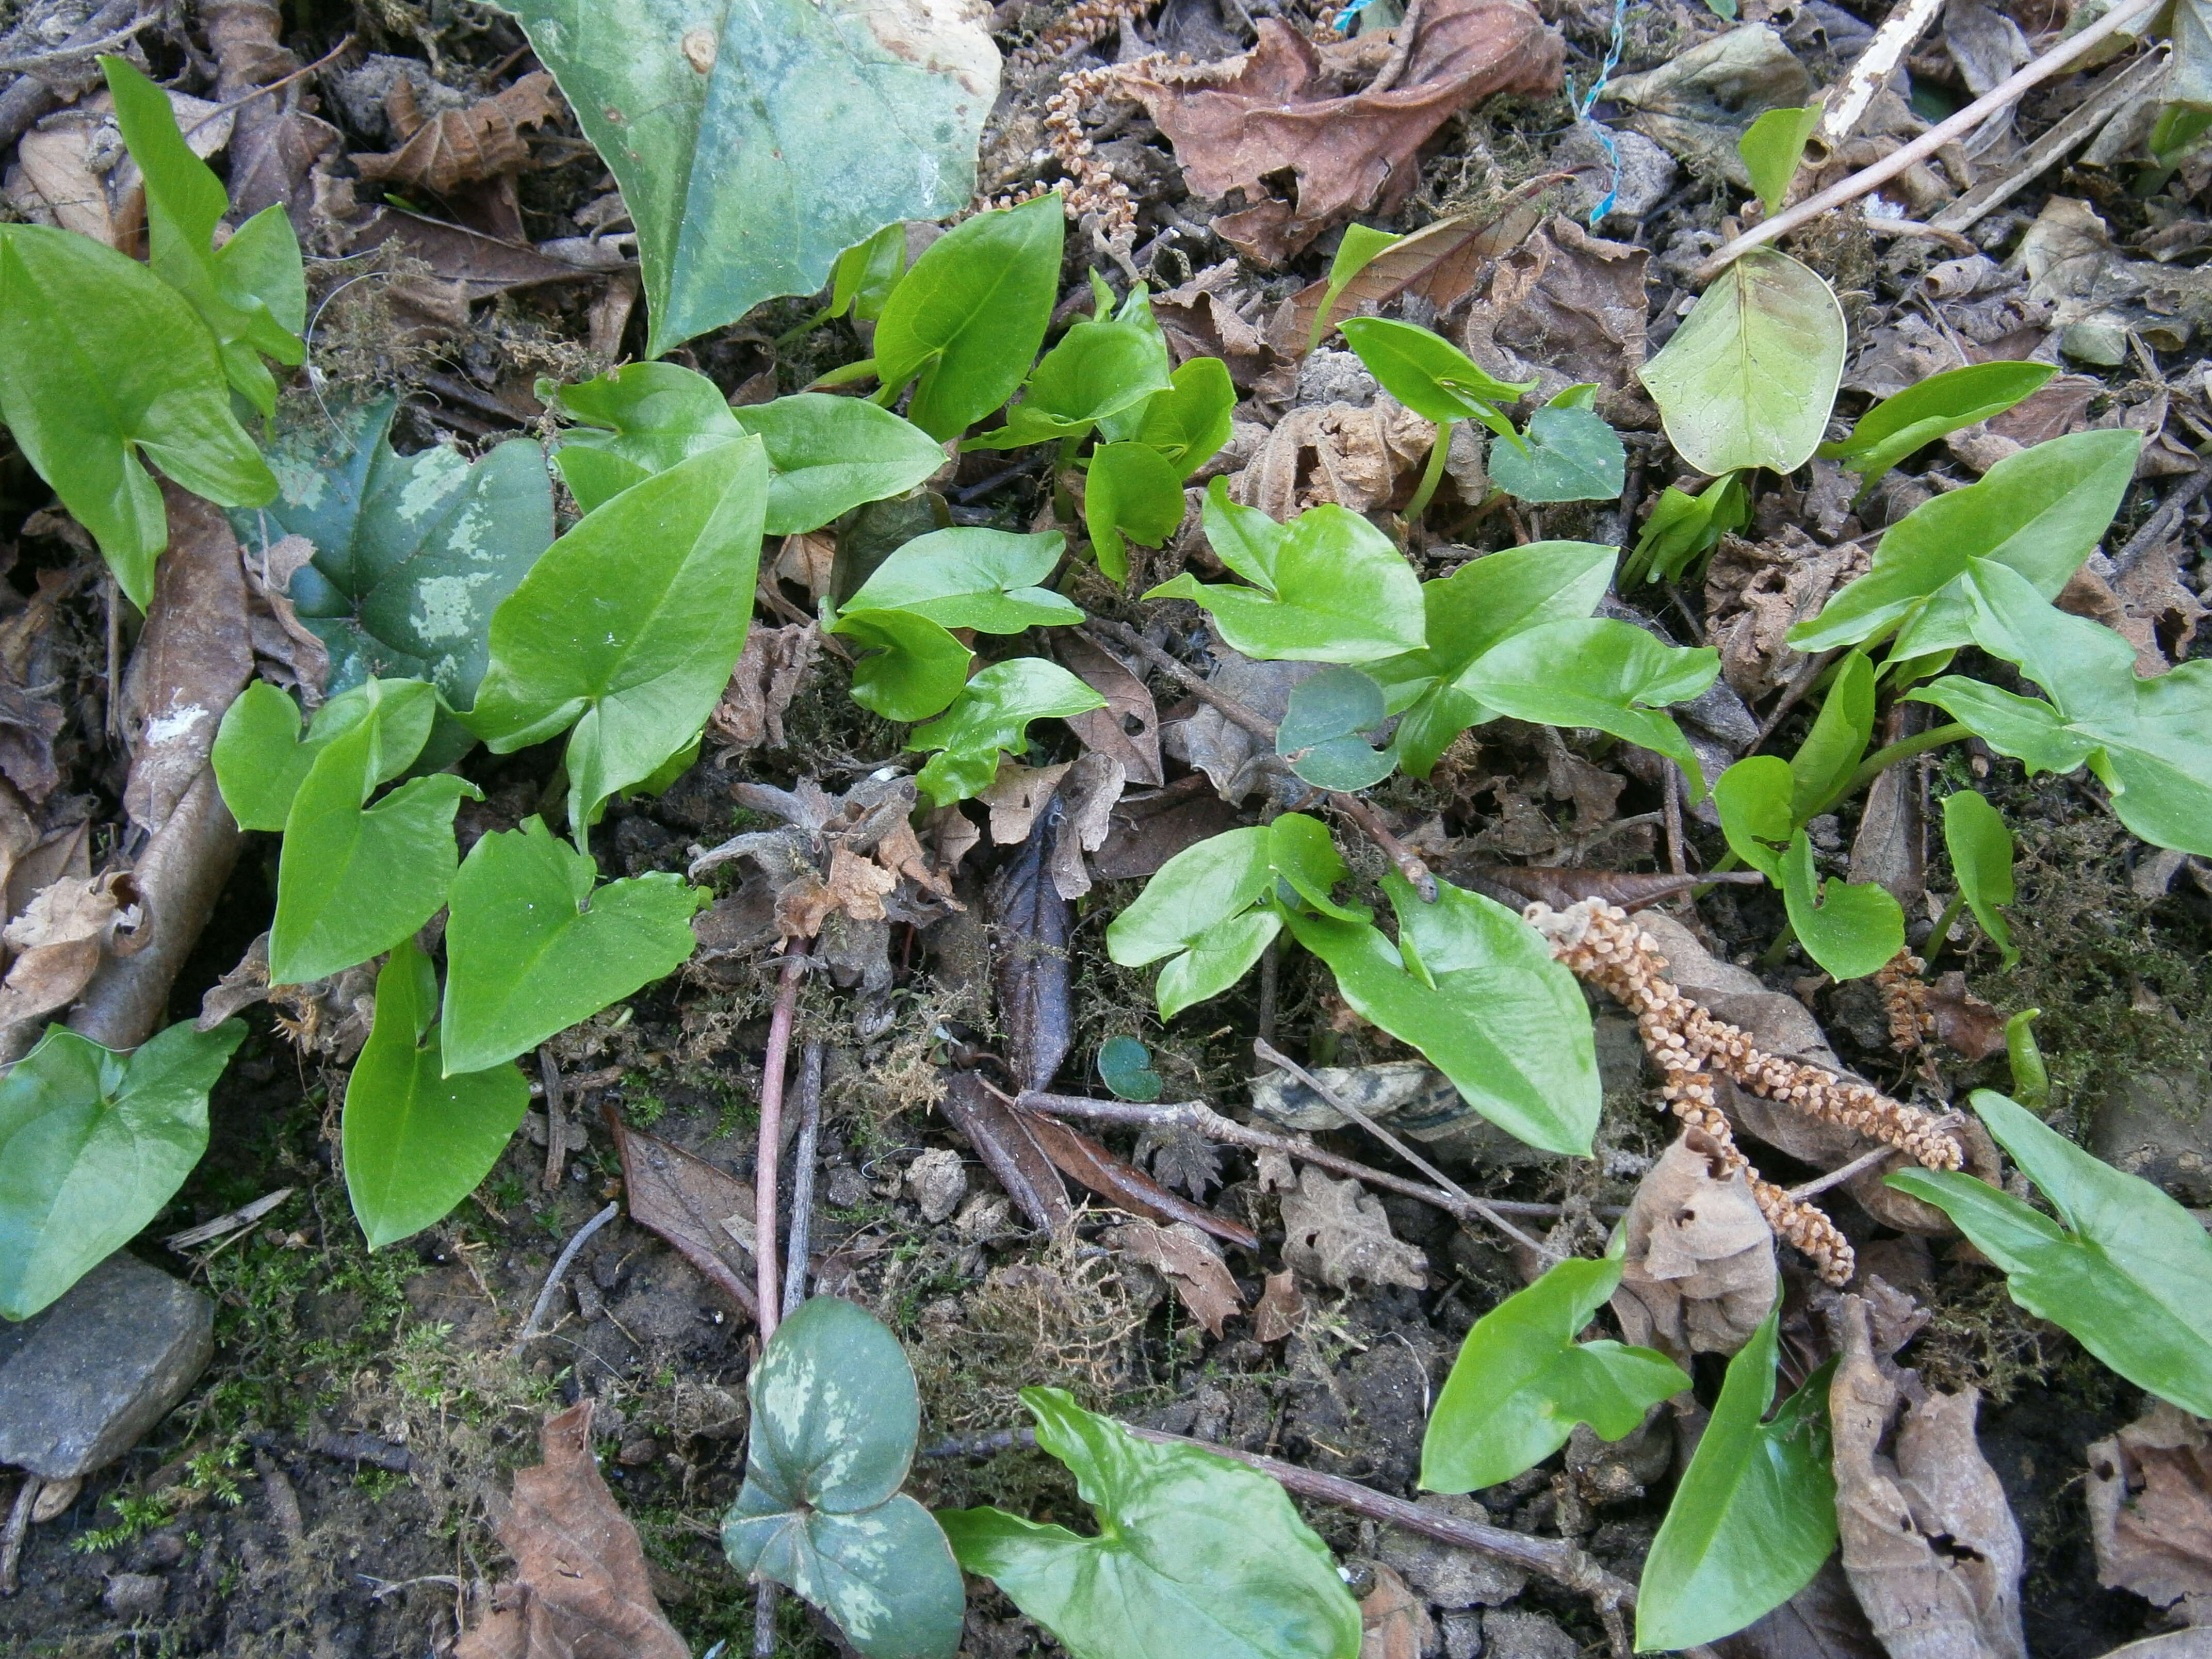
top-left (213, 679), bottom-right (402, 833)
top-left (839, 528), bottom-right (1081, 632)
top-left (1276, 667), bottom-right (1393, 791)
top-left (1488, 403), bottom-right (1626, 503)
top-left (908, 658), bottom-right (1105, 807)
top-left (1940, 789), bottom-right (2019, 969)
top-left (465, 436), bottom-right (769, 832)
top-left (505, 0), bottom-right (999, 356)
top-left (441, 817), bottom-right (706, 1075)
top-left (1713, 754), bottom-right (1793, 881)
top-left (1423, 1254), bottom-right (1687, 1493)
top-left (0, 223), bottom-right (275, 607)
top-left (1097, 1036), bottom-right (1164, 1102)
top-left (1085, 442), bottom-right (1188, 582)
top-left (832, 607), bottom-right (974, 722)
top-left (1337, 316), bottom-right (1530, 441)
top-left (343, 939), bottom-right (528, 1249)
top-left (0, 1019), bottom-right (243, 1321)
top-left (1779, 830), bottom-right (1904, 981)
top-left (723, 1296), bottom-right (965, 1659)
top-left (968, 306), bottom-right (1172, 448)
top-left (1096, 356), bottom-right (1234, 474)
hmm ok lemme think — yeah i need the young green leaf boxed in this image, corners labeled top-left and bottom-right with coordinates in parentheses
top-left (1792, 429), bottom-right (2142, 657)
top-left (831, 221), bottom-right (909, 324)
top-left (103, 56), bottom-right (305, 415)
top-left (441, 817), bottom-right (706, 1075)
top-left (1737, 104), bottom-right (1821, 216)
top-left (1780, 830), bottom-right (1905, 981)
top-left (268, 682), bottom-right (480, 985)
top-left (968, 307), bottom-right (1173, 448)
top-left (724, 1296), bottom-right (966, 1659)
top-left (1096, 355), bottom-right (1234, 475)
top-left (1454, 618), bottom-right (1719, 793)
top-left (1817, 362), bottom-right (2057, 490)
top-left (1635, 1313), bottom-right (1837, 1651)
top-left (246, 399), bottom-right (554, 720)
top-left (832, 608), bottom-right (974, 722)
top-left (1337, 316), bottom-right (1530, 442)
top-left (213, 680), bottom-right (389, 833)
top-left (731, 394), bottom-right (949, 533)
top-left (908, 658), bottom-right (1106, 806)
top-left (1623, 473), bottom-right (1748, 585)
top-left (1940, 789), bottom-right (2019, 970)
top-left (2005, 1007), bottom-right (2048, 1109)
top-left (1309, 223), bottom-right (1402, 353)
top-left (1098, 1036), bottom-right (1164, 1103)
top-left (0, 223), bottom-right (276, 607)
top-left (938, 1386), bottom-right (1362, 1659)
top-left (1084, 442), bottom-right (1188, 582)
top-left (875, 193), bottom-right (1064, 440)
top-left (1911, 558), bottom-right (2212, 856)
top-left (1146, 481), bottom-right (1425, 663)
top-left (1422, 1254), bottom-right (1687, 1494)
top-left (1787, 650), bottom-right (1874, 822)
top-left (1488, 402), bottom-right (1627, 503)
top-left (1276, 666), bottom-right (1394, 791)
top-left (503, 0), bottom-right (997, 356)
top-left (1712, 754), bottom-right (1793, 880)
top-left (343, 939), bottom-right (529, 1249)
top-left (549, 360), bottom-right (739, 513)
top-left (1638, 248), bottom-right (1846, 477)
top-left (465, 436), bottom-right (769, 832)
top-left (838, 527), bottom-right (1081, 632)
top-left (0, 1019), bottom-right (243, 1321)
top-left (1890, 1090), bottom-right (2212, 1418)
top-left (1284, 873), bottom-right (1602, 1158)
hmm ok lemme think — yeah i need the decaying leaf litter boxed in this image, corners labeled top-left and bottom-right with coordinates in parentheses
top-left (1, 0), bottom-right (2211, 1653)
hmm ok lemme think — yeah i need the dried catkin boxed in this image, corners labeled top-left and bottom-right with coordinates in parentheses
top-left (1875, 949), bottom-right (1935, 1053)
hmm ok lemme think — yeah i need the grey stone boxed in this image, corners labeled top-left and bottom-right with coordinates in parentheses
top-left (0, 1254), bottom-right (212, 1480)
top-left (2092, 1072), bottom-right (2212, 1204)
top-left (1483, 1611), bottom-right (1579, 1659)
top-left (906, 1148), bottom-right (968, 1224)
top-left (1376, 1494), bottom-right (1528, 1608)
top-left (103, 1572), bottom-right (166, 1620)
top-left (1556, 124), bottom-right (1677, 224)
top-left (1442, 1611), bottom-right (1484, 1659)
top-left (1295, 349), bottom-right (1379, 409)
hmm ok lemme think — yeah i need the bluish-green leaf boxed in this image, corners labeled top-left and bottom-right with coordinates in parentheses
top-left (1488, 404), bottom-right (1627, 503)
top-left (1098, 1036), bottom-right (1164, 1102)
top-left (1276, 666), bottom-right (1394, 791)
top-left (909, 658), bottom-right (1105, 807)
top-left (1940, 790), bottom-right (2019, 970)
top-left (1780, 830), bottom-right (1904, 981)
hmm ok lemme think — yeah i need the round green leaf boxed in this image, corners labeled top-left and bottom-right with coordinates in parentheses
top-left (1098, 1037), bottom-right (1164, 1102)
top-left (833, 608), bottom-right (974, 723)
top-left (1779, 830), bottom-right (1904, 981)
top-left (1488, 404), bottom-right (1627, 503)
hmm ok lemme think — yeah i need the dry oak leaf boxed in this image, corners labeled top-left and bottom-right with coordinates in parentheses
top-left (353, 71), bottom-right (562, 197)
top-left (1058, 630), bottom-right (1163, 787)
top-left (1611, 1128), bottom-right (1778, 1366)
top-left (1279, 1166), bottom-right (1427, 1292)
top-left (1830, 1297), bottom-right (2027, 1659)
top-left (1107, 1217), bottom-right (1245, 1338)
top-left (2086, 1402), bottom-right (2212, 1614)
top-left (1231, 396), bottom-right (1461, 519)
top-left (0, 871), bottom-right (144, 1031)
top-left (1359, 1563), bottom-right (1438, 1659)
top-left (1121, 0), bottom-right (1563, 265)
top-left (1253, 1267), bottom-right (1305, 1342)
top-left (454, 1400), bottom-right (690, 1659)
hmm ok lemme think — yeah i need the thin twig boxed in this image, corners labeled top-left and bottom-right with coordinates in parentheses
top-left (539, 1046), bottom-right (566, 1193)
top-left (0, 17), bottom-right (154, 78)
top-left (782, 1039), bottom-right (824, 1319)
top-left (1662, 761), bottom-right (1687, 877)
top-left (1362, 0), bottom-right (1425, 95)
top-left (755, 946), bottom-right (810, 1342)
top-left (1787, 1114), bottom-right (1963, 1201)
top-left (1327, 791), bottom-right (1437, 901)
top-left (181, 34), bottom-right (354, 143)
top-left (514, 1202), bottom-right (619, 1349)
top-left (1253, 1038), bottom-right (1557, 1259)
top-left (2111, 454), bottom-right (2212, 578)
top-left (1694, 0), bottom-right (2164, 284)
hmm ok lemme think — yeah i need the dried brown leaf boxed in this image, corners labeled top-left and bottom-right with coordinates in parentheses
top-left (989, 806), bottom-right (1072, 1092)
top-left (981, 761), bottom-right (1074, 847)
top-left (242, 534), bottom-right (330, 700)
top-left (1049, 752), bottom-right (1125, 901)
top-left (1713, 1558), bottom-right (1884, 1659)
top-left (354, 72), bottom-right (561, 197)
top-left (775, 844), bottom-right (897, 942)
top-left (1279, 1166), bottom-right (1427, 1291)
top-left (1292, 188), bottom-right (1548, 350)
top-left (707, 622), bottom-right (818, 754)
top-left (605, 1112), bottom-right (759, 1321)
top-left (1090, 777), bottom-right (1244, 881)
top-left (1253, 1268), bottom-right (1305, 1342)
top-left (0, 677), bottom-right (62, 807)
top-left (1231, 396), bottom-right (1439, 519)
top-left (1106, 1218), bottom-right (1244, 1338)
top-left (2086, 1402), bottom-right (2212, 1613)
top-left (1059, 632), bottom-right (1163, 786)
top-left (1151, 261), bottom-right (1283, 389)
top-left (939, 1070), bottom-right (1075, 1235)
top-left (1705, 527), bottom-right (1872, 701)
top-left (1358, 1564), bottom-right (1436, 1659)
top-left (454, 1401), bottom-right (690, 1659)
top-left (1927, 972), bottom-right (2006, 1062)
top-left (1022, 1109), bottom-right (1259, 1249)
top-left (1611, 1129), bottom-right (1777, 1365)
top-left (1462, 216), bottom-right (1655, 425)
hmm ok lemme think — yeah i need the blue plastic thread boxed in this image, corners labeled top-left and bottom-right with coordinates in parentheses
top-left (1565, 0), bottom-right (1630, 224)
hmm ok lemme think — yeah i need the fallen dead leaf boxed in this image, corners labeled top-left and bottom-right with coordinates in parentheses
top-left (775, 844), bottom-right (896, 941)
top-left (0, 674), bottom-right (62, 807)
top-left (1135, 1121), bottom-right (1224, 1202)
top-left (1107, 1218), bottom-right (1245, 1338)
top-left (1462, 216), bottom-right (1654, 425)
top-left (1611, 1129), bottom-right (1777, 1365)
top-left (1123, 0), bottom-right (1563, 265)
top-left (1606, 24), bottom-right (1812, 186)
top-left (982, 761), bottom-right (1074, 847)
top-left (1231, 395), bottom-right (1461, 518)
top-left (707, 622), bottom-right (818, 754)
top-left (0, 870), bottom-right (144, 1035)
top-left (605, 1112), bottom-right (759, 1321)
top-left (1150, 260), bottom-right (1286, 389)
top-left (1291, 185), bottom-right (1549, 351)
top-left (454, 1400), bottom-right (690, 1659)
top-left (1927, 972), bottom-right (2007, 1062)
top-left (1705, 527), bottom-right (1872, 701)
top-left (1058, 631), bottom-right (1163, 787)
top-left (1021, 1108), bottom-right (1260, 1250)
top-left (1359, 1563), bottom-right (1437, 1659)
top-left (208, 0), bottom-right (343, 224)
top-left (1279, 1166), bottom-right (1427, 1292)
top-left (1254, 1268), bottom-right (1305, 1342)
top-left (1712, 1557), bottom-right (1884, 1659)
top-left (1090, 776), bottom-right (1244, 881)
top-left (242, 534), bottom-right (330, 702)
top-left (2086, 1402), bottom-right (2212, 1614)
top-left (939, 1070), bottom-right (1074, 1235)
top-left (354, 71), bottom-right (562, 197)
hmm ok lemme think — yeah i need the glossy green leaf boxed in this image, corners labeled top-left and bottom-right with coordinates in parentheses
top-left (1085, 442), bottom-right (1186, 582)
top-left (1737, 104), bottom-right (1821, 216)
top-left (1939, 789), bottom-right (2018, 970)
top-left (1635, 1313), bottom-right (1836, 1651)
top-left (832, 608), bottom-right (973, 722)
top-left (1713, 754), bottom-right (1793, 881)
top-left (465, 437), bottom-right (769, 832)
top-left (1817, 362), bottom-right (2056, 489)
top-left (1788, 650), bottom-right (1874, 822)
top-left (1891, 1090), bottom-right (2212, 1418)
top-left (1780, 830), bottom-right (1904, 981)
top-left (0, 223), bottom-right (275, 607)
top-left (1309, 223), bottom-right (1401, 353)
top-left (1791, 429), bottom-right (2141, 656)
top-left (505, 0), bottom-right (998, 356)
top-left (1624, 473), bottom-right (1748, 585)
top-left (876, 194), bottom-right (1064, 440)
top-left (1921, 558), bottom-right (2212, 856)
top-left (909, 658), bottom-right (1105, 807)
top-left (1097, 355), bottom-right (1234, 475)
top-left (0, 1020), bottom-right (243, 1321)
top-left (725, 1296), bottom-right (965, 1659)
top-left (970, 308), bottom-right (1172, 448)
top-left (838, 527), bottom-right (1080, 632)
top-left (1146, 480), bottom-right (1425, 663)
top-left (213, 680), bottom-right (391, 833)
top-left (1488, 404), bottom-right (1627, 503)
top-left (1276, 666), bottom-right (1393, 791)
top-left (549, 361), bottom-right (739, 513)
top-left (1285, 874), bottom-right (1602, 1157)
top-left (1423, 1254), bottom-right (1687, 1494)
top-left (343, 939), bottom-right (528, 1249)
top-left (269, 682), bottom-right (479, 985)
top-left (246, 398), bottom-right (554, 718)
top-left (103, 56), bottom-right (304, 415)
top-left (732, 395), bottom-right (948, 533)
top-left (441, 817), bottom-right (706, 1075)
top-left (938, 1387), bottom-right (1361, 1659)
top-left (831, 222), bottom-right (908, 324)
top-left (2006, 1009), bottom-right (2049, 1108)
top-left (1097, 1036), bottom-right (1163, 1103)
top-left (1638, 248), bottom-right (1845, 477)
top-left (1337, 317), bottom-right (1530, 441)
top-left (1454, 619), bottom-right (1719, 793)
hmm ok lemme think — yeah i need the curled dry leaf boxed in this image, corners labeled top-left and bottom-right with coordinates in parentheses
top-left (707, 622), bottom-right (818, 755)
top-left (1705, 528), bottom-right (1872, 702)
top-left (777, 844), bottom-right (897, 941)
top-left (1106, 1217), bottom-right (1244, 1338)
top-left (1612, 1129), bottom-right (1777, 1366)
top-left (241, 534), bottom-right (331, 702)
top-left (982, 761), bottom-right (1073, 847)
top-left (1461, 216), bottom-right (1654, 425)
top-left (605, 1111), bottom-right (759, 1320)
top-left (989, 802), bottom-right (1073, 1091)
top-left (0, 675), bottom-right (63, 808)
top-left (0, 870), bottom-right (145, 1034)
top-left (1058, 631), bottom-right (1163, 787)
top-left (353, 72), bottom-right (563, 197)
top-left (1021, 1108), bottom-right (1260, 1251)
top-left (1278, 1166), bottom-right (1427, 1292)
top-left (454, 1400), bottom-right (690, 1659)
top-left (1830, 1296), bottom-right (2027, 1659)
top-left (1150, 260), bottom-right (1285, 389)
top-left (1089, 776), bottom-right (1244, 882)
top-left (939, 1070), bottom-right (1074, 1235)
top-left (1231, 395), bottom-right (1460, 519)
top-left (1253, 1268), bottom-right (1305, 1342)
top-left (1121, 0), bottom-right (1563, 265)
top-left (7, 89), bottom-right (234, 250)
top-left (1291, 188), bottom-right (1548, 351)
top-left (2086, 1402), bottom-right (2212, 1614)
